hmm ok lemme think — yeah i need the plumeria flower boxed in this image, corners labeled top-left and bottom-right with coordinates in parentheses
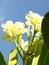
top-left (25, 11), bottom-right (43, 31)
top-left (20, 39), bottom-right (28, 52)
top-left (1, 20), bottom-right (25, 42)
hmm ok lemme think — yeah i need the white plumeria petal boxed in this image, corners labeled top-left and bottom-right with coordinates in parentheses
top-left (29, 11), bottom-right (34, 17)
top-left (6, 20), bottom-right (13, 25)
top-left (1, 23), bottom-right (8, 29)
top-left (25, 14), bottom-right (32, 22)
top-left (25, 21), bottom-right (32, 26)
top-left (14, 21), bottom-right (25, 28)
top-left (21, 39), bottom-right (28, 51)
top-left (3, 29), bottom-right (13, 37)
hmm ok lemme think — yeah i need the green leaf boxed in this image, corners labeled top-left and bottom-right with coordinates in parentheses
top-left (29, 37), bottom-right (43, 56)
top-left (32, 37), bottom-right (43, 65)
top-left (41, 12), bottom-right (49, 48)
top-left (23, 37), bottom-right (43, 65)
top-left (23, 54), bottom-right (33, 65)
top-left (38, 43), bottom-right (49, 65)
top-left (38, 12), bottom-right (49, 65)
top-left (8, 49), bottom-right (18, 65)
top-left (0, 52), bottom-right (6, 65)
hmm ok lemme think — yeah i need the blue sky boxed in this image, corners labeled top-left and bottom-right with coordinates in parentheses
top-left (0, 0), bottom-right (49, 65)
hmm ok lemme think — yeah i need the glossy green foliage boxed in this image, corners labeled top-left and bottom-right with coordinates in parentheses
top-left (23, 37), bottom-right (43, 65)
top-left (42, 12), bottom-right (49, 48)
top-left (23, 54), bottom-right (33, 65)
top-left (38, 43), bottom-right (49, 65)
top-left (32, 38), bottom-right (43, 65)
top-left (0, 52), bottom-right (6, 65)
top-left (38, 12), bottom-right (49, 65)
top-left (8, 49), bottom-right (18, 65)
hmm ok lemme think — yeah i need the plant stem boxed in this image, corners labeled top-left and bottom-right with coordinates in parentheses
top-left (13, 38), bottom-right (23, 59)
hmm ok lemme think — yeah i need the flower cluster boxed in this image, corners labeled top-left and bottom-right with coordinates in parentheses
top-left (1, 11), bottom-right (43, 52)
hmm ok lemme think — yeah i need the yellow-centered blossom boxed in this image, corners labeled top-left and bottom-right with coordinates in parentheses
top-left (25, 11), bottom-right (43, 29)
top-left (1, 21), bottom-right (25, 41)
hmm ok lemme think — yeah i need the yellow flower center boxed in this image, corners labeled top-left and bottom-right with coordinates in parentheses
top-left (33, 18), bottom-right (40, 27)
